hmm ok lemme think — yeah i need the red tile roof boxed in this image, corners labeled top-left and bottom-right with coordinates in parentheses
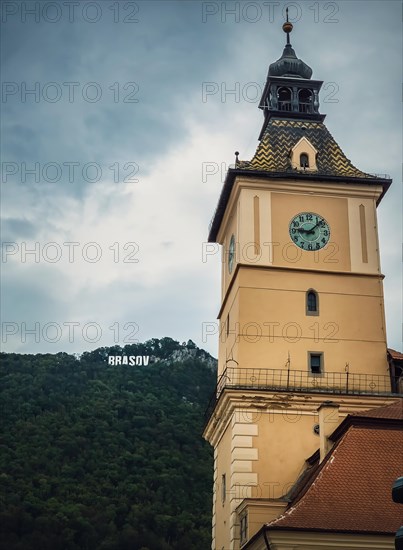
top-left (388, 348), bottom-right (403, 361)
top-left (351, 398), bottom-right (403, 420)
top-left (267, 425), bottom-right (403, 533)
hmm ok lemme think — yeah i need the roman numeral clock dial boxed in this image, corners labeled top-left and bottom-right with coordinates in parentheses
top-left (289, 212), bottom-right (330, 251)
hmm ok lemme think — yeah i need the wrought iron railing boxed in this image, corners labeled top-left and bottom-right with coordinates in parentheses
top-left (368, 173), bottom-right (391, 179)
top-left (204, 367), bottom-right (401, 425)
top-left (277, 101), bottom-right (312, 113)
top-left (278, 100), bottom-right (292, 111)
top-left (298, 101), bottom-right (312, 113)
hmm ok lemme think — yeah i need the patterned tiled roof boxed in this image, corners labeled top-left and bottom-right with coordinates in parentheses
top-left (237, 118), bottom-right (374, 179)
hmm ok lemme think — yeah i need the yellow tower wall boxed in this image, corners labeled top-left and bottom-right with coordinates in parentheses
top-left (207, 173), bottom-right (391, 550)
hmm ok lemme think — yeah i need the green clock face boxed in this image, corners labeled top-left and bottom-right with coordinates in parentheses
top-left (228, 235), bottom-right (235, 273)
top-left (289, 212), bottom-right (330, 251)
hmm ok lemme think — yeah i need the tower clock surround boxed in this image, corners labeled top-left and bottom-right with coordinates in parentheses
top-left (288, 211), bottom-right (331, 251)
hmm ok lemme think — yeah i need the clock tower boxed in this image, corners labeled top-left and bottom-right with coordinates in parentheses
top-left (203, 14), bottom-right (399, 550)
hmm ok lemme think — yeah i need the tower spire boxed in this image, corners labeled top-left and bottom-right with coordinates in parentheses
top-left (267, 13), bottom-right (312, 80)
top-left (283, 7), bottom-right (293, 46)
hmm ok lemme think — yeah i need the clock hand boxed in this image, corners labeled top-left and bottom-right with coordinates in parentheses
top-left (310, 218), bottom-right (324, 231)
top-left (298, 219), bottom-right (324, 234)
top-left (298, 226), bottom-right (315, 234)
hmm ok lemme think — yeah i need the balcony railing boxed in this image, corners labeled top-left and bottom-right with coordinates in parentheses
top-left (204, 367), bottom-right (402, 425)
top-left (298, 101), bottom-right (313, 113)
top-left (278, 100), bottom-right (292, 111)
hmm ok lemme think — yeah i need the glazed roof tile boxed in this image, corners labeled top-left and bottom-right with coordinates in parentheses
top-left (238, 118), bottom-right (373, 179)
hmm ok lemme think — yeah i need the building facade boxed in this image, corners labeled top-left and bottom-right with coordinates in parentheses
top-left (203, 15), bottom-right (401, 550)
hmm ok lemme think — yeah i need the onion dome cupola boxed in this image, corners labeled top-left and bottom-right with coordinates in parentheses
top-left (268, 14), bottom-right (312, 79)
top-left (258, 8), bottom-right (325, 138)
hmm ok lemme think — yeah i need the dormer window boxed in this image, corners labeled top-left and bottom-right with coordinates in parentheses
top-left (300, 153), bottom-right (309, 169)
top-left (290, 137), bottom-right (318, 172)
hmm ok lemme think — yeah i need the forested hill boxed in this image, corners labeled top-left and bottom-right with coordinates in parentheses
top-left (0, 338), bottom-right (217, 550)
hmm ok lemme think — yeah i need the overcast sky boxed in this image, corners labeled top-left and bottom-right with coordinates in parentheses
top-left (1, 0), bottom-right (402, 358)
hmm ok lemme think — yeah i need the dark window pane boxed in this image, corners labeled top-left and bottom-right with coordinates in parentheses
top-left (307, 291), bottom-right (317, 311)
top-left (300, 153), bottom-right (309, 168)
top-left (310, 354), bottom-right (321, 373)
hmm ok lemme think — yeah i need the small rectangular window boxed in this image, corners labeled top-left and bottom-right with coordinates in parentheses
top-left (221, 474), bottom-right (226, 503)
top-left (309, 352), bottom-right (323, 374)
top-left (226, 314), bottom-right (229, 337)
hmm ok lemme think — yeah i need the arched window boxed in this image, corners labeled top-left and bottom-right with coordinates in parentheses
top-left (277, 87), bottom-right (292, 111)
top-left (306, 289), bottom-right (319, 315)
top-left (300, 153), bottom-right (309, 168)
top-left (298, 89), bottom-right (313, 113)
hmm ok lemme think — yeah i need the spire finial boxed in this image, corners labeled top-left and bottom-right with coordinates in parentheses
top-left (282, 7), bottom-right (293, 45)
top-left (235, 151), bottom-right (239, 165)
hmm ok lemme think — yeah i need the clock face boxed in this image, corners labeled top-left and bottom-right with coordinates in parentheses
top-left (289, 212), bottom-right (330, 251)
top-left (228, 235), bottom-right (235, 273)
